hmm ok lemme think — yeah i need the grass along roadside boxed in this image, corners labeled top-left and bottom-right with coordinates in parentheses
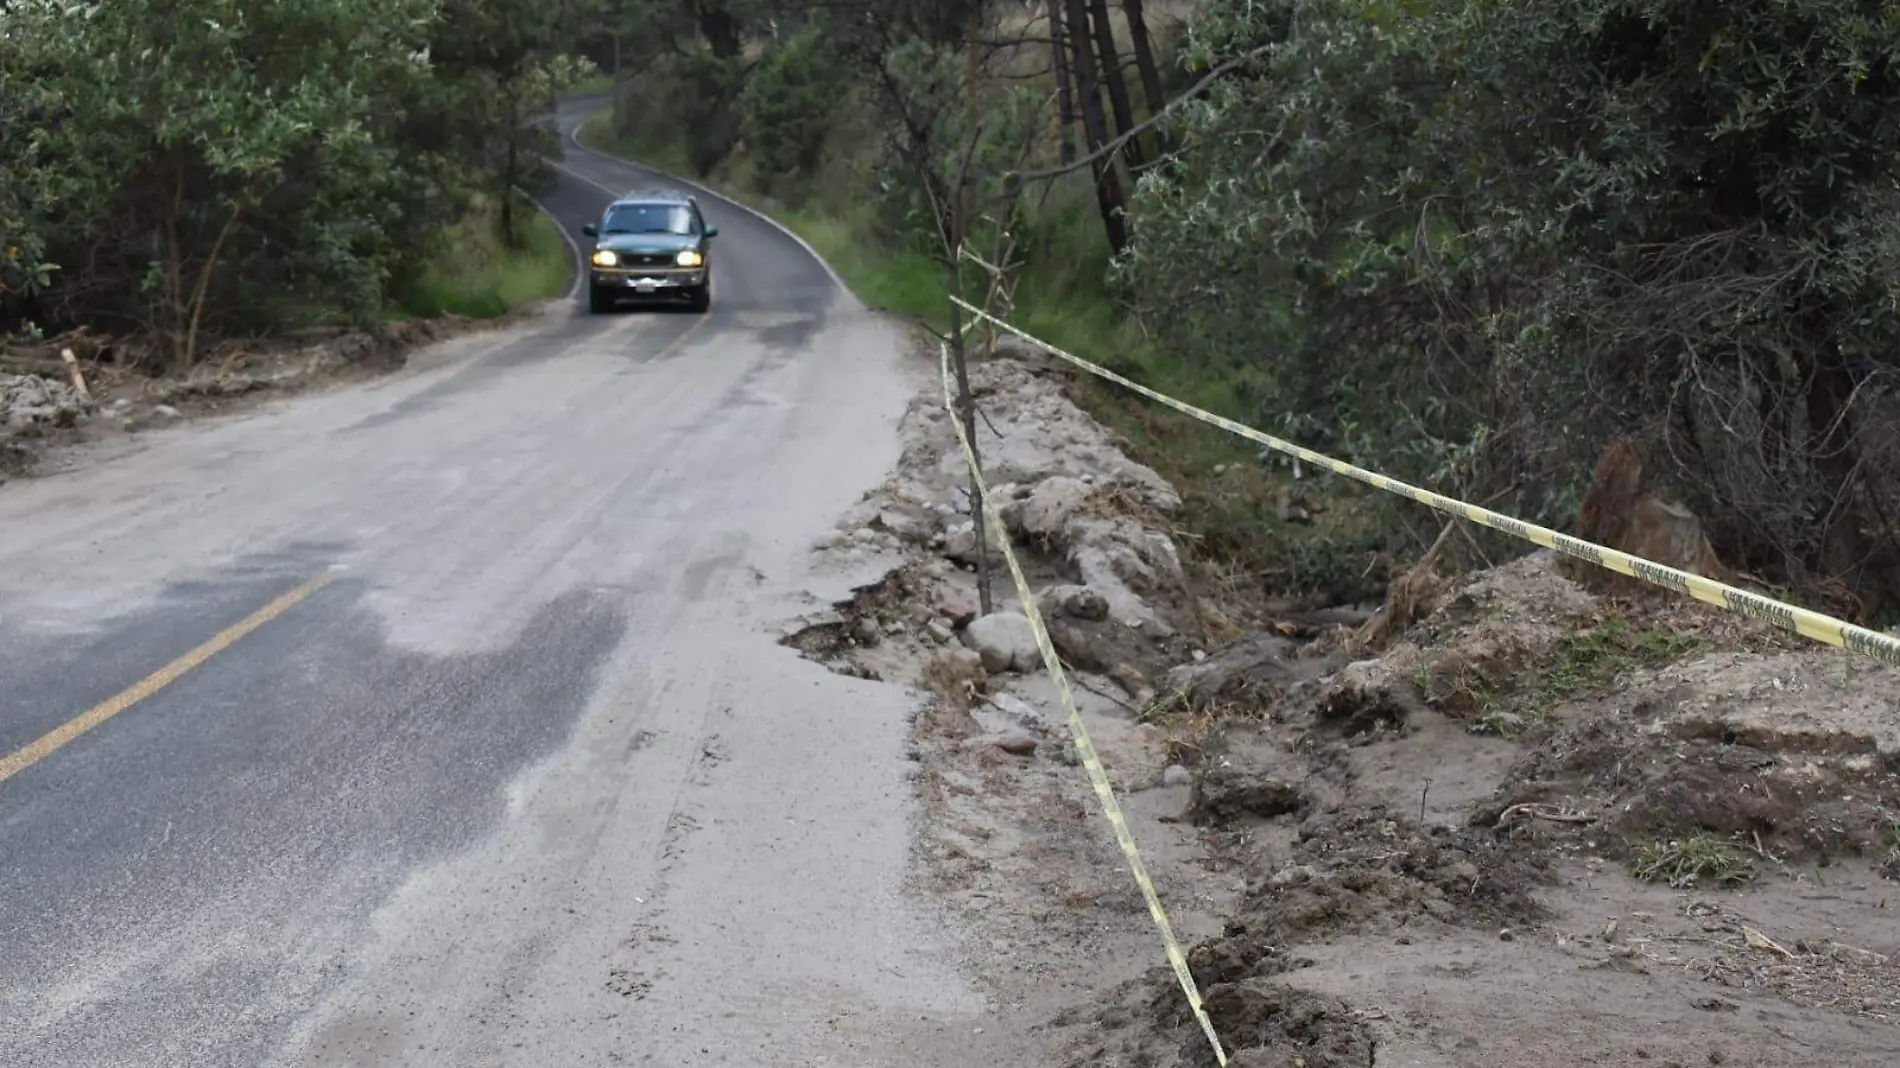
top-left (573, 105), bottom-right (1389, 609)
top-left (394, 192), bottom-right (572, 320)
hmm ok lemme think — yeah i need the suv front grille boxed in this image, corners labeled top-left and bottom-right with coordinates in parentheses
top-left (615, 252), bottom-right (676, 269)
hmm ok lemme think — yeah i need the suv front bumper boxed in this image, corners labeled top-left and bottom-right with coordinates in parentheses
top-left (590, 267), bottom-right (707, 294)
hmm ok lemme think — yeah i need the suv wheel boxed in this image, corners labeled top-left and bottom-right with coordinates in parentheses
top-left (587, 284), bottom-right (610, 314)
top-left (686, 283), bottom-right (710, 314)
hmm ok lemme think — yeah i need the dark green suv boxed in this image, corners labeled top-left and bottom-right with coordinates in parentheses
top-left (579, 190), bottom-right (718, 314)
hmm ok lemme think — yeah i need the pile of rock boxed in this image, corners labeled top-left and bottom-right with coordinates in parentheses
top-left (813, 354), bottom-right (1197, 692)
top-left (1, 373), bottom-right (92, 430)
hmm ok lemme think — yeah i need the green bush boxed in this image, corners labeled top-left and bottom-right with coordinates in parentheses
top-left (394, 196), bottom-right (571, 320)
top-left (613, 52), bottom-right (743, 178)
top-left (1129, 0), bottom-right (1900, 605)
top-left (740, 32), bottom-right (848, 198)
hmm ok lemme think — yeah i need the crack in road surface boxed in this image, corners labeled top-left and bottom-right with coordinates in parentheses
top-left (0, 98), bottom-right (1005, 1068)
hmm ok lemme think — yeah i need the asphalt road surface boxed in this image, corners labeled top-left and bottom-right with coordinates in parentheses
top-left (0, 97), bottom-right (995, 1067)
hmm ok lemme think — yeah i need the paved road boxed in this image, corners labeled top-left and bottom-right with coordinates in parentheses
top-left (0, 98), bottom-right (993, 1067)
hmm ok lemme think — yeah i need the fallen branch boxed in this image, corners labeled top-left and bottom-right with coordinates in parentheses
top-left (1495, 802), bottom-right (1600, 827)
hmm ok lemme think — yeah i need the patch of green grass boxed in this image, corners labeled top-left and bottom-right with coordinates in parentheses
top-left (1530, 615), bottom-right (1702, 705)
top-left (1419, 612), bottom-right (1702, 734)
top-left (1630, 833), bottom-right (1755, 888)
top-left (397, 194), bottom-right (572, 320)
top-left (780, 208), bottom-right (945, 317)
top-left (569, 72), bottom-right (616, 96)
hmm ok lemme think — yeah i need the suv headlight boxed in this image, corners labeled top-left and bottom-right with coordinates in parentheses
top-left (592, 249), bottom-right (618, 267)
top-left (675, 249), bottom-right (704, 267)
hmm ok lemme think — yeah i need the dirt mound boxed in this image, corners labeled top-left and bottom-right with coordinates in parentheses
top-left (1089, 545), bottom-right (1900, 1062)
top-left (1229, 808), bottom-right (1550, 943)
top-left (1061, 970), bottom-right (1376, 1068)
top-left (1481, 649), bottom-right (1900, 868)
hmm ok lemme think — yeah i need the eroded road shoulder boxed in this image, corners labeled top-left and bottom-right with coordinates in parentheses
top-left (0, 99), bottom-right (994, 1068)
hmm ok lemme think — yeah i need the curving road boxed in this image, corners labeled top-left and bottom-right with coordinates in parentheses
top-left (0, 98), bottom-right (994, 1067)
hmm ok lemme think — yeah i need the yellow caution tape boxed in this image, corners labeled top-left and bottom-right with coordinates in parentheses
top-left (948, 296), bottom-right (1900, 669)
top-left (937, 340), bottom-right (1229, 1066)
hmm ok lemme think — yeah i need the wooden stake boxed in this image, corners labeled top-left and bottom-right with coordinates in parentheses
top-left (60, 348), bottom-right (92, 405)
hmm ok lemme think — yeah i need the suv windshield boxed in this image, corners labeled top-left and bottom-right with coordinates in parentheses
top-left (602, 203), bottom-right (697, 236)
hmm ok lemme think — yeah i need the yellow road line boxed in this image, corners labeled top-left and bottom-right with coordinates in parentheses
top-left (0, 572), bottom-right (338, 787)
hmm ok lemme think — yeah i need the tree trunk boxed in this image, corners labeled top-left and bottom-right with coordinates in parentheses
top-left (1047, 0), bottom-right (1076, 165)
top-left (696, 3), bottom-right (742, 60)
top-left (1084, 0), bottom-right (1145, 171)
top-left (1063, 0), bottom-right (1129, 254)
top-left (1804, 346), bottom-right (1866, 579)
top-left (502, 91), bottom-right (522, 250)
top-left (182, 205), bottom-right (242, 373)
top-left (1122, 0), bottom-right (1177, 156)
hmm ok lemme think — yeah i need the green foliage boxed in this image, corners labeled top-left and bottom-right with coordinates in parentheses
top-left (0, 0), bottom-right (592, 367)
top-left (610, 51), bottom-right (743, 178)
top-left (1130, 0), bottom-right (1900, 604)
top-left (395, 195), bottom-right (573, 318)
top-left (1631, 834), bottom-right (1755, 888)
top-left (0, 59), bottom-right (55, 308)
top-left (739, 31), bottom-right (847, 194)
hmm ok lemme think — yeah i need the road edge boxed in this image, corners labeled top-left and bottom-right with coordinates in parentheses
top-left (559, 99), bottom-right (853, 296)
top-left (524, 191), bottom-right (585, 303)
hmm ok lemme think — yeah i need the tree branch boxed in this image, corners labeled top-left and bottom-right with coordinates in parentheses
top-left (1005, 43), bottom-right (1273, 187)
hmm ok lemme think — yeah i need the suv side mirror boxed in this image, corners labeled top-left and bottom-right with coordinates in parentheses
top-left (703, 224), bottom-right (719, 238)
top-left (581, 222), bottom-right (598, 238)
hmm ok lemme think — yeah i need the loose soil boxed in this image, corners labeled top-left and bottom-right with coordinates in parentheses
top-left (1, 311), bottom-right (507, 484)
top-left (788, 346), bottom-right (1900, 1066)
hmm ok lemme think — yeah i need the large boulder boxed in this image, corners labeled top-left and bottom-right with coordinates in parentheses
top-left (961, 612), bottom-right (1043, 674)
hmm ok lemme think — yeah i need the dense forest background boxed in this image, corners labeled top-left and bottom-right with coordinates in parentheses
top-left (8, 1), bottom-right (1900, 617)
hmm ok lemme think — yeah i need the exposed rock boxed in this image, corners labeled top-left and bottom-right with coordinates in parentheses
top-left (931, 583), bottom-right (981, 627)
top-left (1574, 436), bottom-right (1727, 589)
top-left (991, 729), bottom-right (1039, 756)
top-left (1015, 476), bottom-right (1094, 537)
top-left (1, 373), bottom-right (91, 429)
top-left (962, 612), bottom-right (1042, 674)
top-left (1315, 658), bottom-right (1417, 735)
top-left (876, 509), bottom-right (930, 543)
top-left (943, 522), bottom-right (979, 562)
top-left (1040, 583), bottom-right (1109, 622)
top-left (1067, 517), bottom-right (1186, 636)
top-left (925, 619), bottom-right (956, 644)
top-left (1109, 663), bottom-right (1151, 700)
top-left (1190, 768), bottom-right (1310, 825)
top-left (1163, 634), bottom-right (1301, 712)
top-left (988, 692), bottom-right (1041, 724)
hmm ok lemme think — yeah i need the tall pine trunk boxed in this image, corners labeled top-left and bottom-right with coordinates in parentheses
top-left (1121, 0), bottom-right (1177, 156)
top-left (1084, 0), bottom-right (1145, 171)
top-left (1062, 0), bottom-right (1128, 254)
top-left (1047, 0), bottom-right (1076, 165)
